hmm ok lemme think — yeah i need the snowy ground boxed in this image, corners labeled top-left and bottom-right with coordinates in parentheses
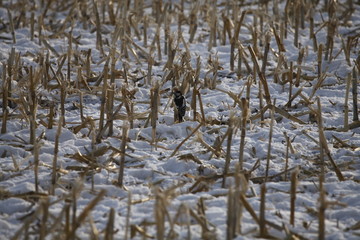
top-left (0, 0), bottom-right (360, 239)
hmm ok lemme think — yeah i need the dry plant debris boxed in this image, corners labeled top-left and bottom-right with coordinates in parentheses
top-left (0, 0), bottom-right (360, 239)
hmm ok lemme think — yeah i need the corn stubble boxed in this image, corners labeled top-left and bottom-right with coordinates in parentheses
top-left (0, 0), bottom-right (358, 239)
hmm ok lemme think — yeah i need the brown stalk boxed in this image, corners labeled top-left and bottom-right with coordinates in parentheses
top-left (310, 73), bottom-right (327, 101)
top-left (191, 86), bottom-right (197, 121)
top-left (239, 98), bottom-right (249, 170)
top-left (222, 117), bottom-right (234, 188)
top-left (208, 1), bottom-right (217, 50)
top-left (170, 123), bottom-right (202, 158)
top-left (106, 80), bottom-right (115, 135)
top-left (189, 5), bottom-right (198, 43)
top-left (261, 32), bottom-right (271, 75)
top-left (285, 84), bottom-right (304, 108)
top-left (310, 9), bottom-right (318, 52)
top-left (348, 121), bottom-right (360, 130)
top-left (164, 15), bottom-right (169, 55)
top-left (318, 173), bottom-right (326, 240)
top-left (284, 0), bottom-right (292, 40)
top-left (51, 116), bottom-right (63, 195)
top-left (226, 167), bottom-right (247, 238)
top-left (34, 137), bottom-right (40, 193)
top-left (121, 87), bottom-right (134, 129)
top-left (156, 27), bottom-right (162, 62)
top-left (107, 0), bottom-right (115, 25)
top-left (250, 104), bottom-right (270, 122)
top-left (93, 0), bottom-right (104, 55)
top-left (79, 91), bottom-right (84, 123)
top-left (300, 0), bottom-right (305, 29)
top-left (332, 134), bottom-right (353, 149)
top-left (118, 125), bottom-right (129, 188)
top-left (75, 65), bottom-right (82, 90)
top-left (41, 0), bottom-right (53, 20)
top-left (248, 46), bottom-right (271, 105)
top-left (272, 25), bottom-right (286, 52)
top-left (46, 200), bottom-right (67, 237)
top-left (352, 67), bottom-right (359, 121)
top-left (40, 198), bottom-right (49, 240)
top-left (294, 2), bottom-right (300, 47)
top-left (236, 43), bottom-right (244, 77)
top-left (85, 49), bottom-right (92, 78)
top-left (67, 31), bottom-right (73, 82)
top-left (210, 56), bottom-right (219, 90)
top-left (259, 183), bottom-right (268, 237)
top-left (279, 55), bottom-right (289, 84)
top-left (173, 204), bottom-right (191, 239)
top-left (284, 132), bottom-right (290, 181)
top-left (154, 188), bottom-right (166, 240)
top-left (344, 72), bottom-right (351, 130)
top-left (318, 44), bottom-right (323, 77)
top-left (130, 224), bottom-right (153, 239)
top-left (265, 101), bottom-right (275, 182)
top-left (179, 34), bottom-right (191, 62)
top-left (70, 182), bottom-right (80, 240)
top-left (197, 197), bottom-right (215, 238)
top-left (11, 203), bottom-right (43, 240)
top-left (64, 199), bottom-right (71, 236)
top-left (221, 14), bottom-right (231, 46)
top-left (89, 215), bottom-right (100, 239)
top-left (151, 83), bottom-right (160, 150)
top-left (290, 168), bottom-right (298, 225)
top-left (68, 190), bottom-right (106, 239)
top-left (125, 192), bottom-right (132, 240)
top-left (30, 12), bottom-right (35, 41)
top-left (97, 63), bottom-right (109, 143)
top-left (273, 105), bottom-right (306, 124)
top-left (239, 192), bottom-right (260, 225)
top-left (280, 21), bottom-right (285, 45)
top-left (287, 62), bottom-right (293, 107)
top-left (325, 18), bottom-right (337, 61)
top-left (42, 39), bottom-right (60, 57)
top-left (251, 25), bottom-right (260, 59)
top-left (226, 188), bottom-right (236, 239)
top-left (147, 55), bottom-right (154, 85)
top-left (1, 64), bottom-right (8, 134)
top-left (236, 169), bottom-right (247, 234)
top-left (60, 80), bottom-right (66, 126)
top-left (197, 90), bottom-right (206, 124)
top-left (143, 15), bottom-right (148, 48)
top-left (196, 132), bottom-right (222, 158)
top-left (189, 206), bottom-right (214, 237)
top-left (29, 67), bottom-right (38, 145)
top-left (259, 11), bottom-right (264, 47)
top-left (317, 98), bottom-right (344, 181)
top-left (340, 37), bottom-right (350, 66)
top-left (7, 8), bottom-right (16, 44)
top-left (238, 43), bottom-right (252, 74)
top-left (209, 126), bottom-right (229, 161)
top-left (38, 15), bottom-right (43, 45)
top-left (80, 1), bottom-right (90, 23)
top-left (123, 60), bottom-right (129, 85)
top-left (228, 17), bottom-right (236, 71)
top-left (245, 76), bottom-right (252, 100)
top-left (295, 48), bottom-right (305, 87)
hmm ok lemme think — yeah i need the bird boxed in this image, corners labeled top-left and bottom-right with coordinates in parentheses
top-left (172, 87), bottom-right (186, 122)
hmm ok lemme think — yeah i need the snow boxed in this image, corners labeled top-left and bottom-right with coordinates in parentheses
top-left (0, 0), bottom-right (360, 239)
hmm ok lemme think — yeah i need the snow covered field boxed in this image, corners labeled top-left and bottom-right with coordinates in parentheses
top-left (0, 0), bottom-right (360, 239)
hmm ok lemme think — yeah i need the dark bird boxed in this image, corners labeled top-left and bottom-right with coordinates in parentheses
top-left (172, 87), bottom-right (186, 122)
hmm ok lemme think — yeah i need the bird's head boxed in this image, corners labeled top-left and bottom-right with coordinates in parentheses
top-left (172, 87), bottom-right (182, 97)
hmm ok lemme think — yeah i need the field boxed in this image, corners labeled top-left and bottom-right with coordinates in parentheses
top-left (0, 0), bottom-right (360, 239)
